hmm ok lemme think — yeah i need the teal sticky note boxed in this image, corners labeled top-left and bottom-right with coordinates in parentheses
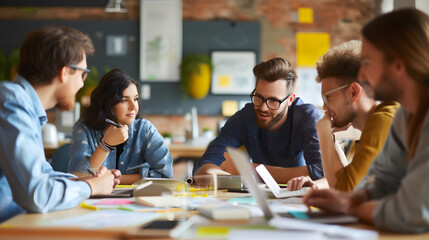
top-left (288, 211), bottom-right (309, 219)
top-left (227, 197), bottom-right (255, 204)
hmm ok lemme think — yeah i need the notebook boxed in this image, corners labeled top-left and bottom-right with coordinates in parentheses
top-left (225, 147), bottom-right (378, 239)
top-left (255, 164), bottom-right (310, 198)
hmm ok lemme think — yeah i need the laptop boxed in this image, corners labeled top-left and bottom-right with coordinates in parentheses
top-left (226, 147), bottom-right (379, 240)
top-left (255, 164), bottom-right (310, 198)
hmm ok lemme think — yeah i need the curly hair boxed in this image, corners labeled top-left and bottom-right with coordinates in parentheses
top-left (80, 69), bottom-right (140, 130)
top-left (316, 40), bottom-right (361, 85)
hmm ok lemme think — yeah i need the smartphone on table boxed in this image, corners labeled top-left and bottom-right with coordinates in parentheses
top-left (127, 220), bottom-right (182, 237)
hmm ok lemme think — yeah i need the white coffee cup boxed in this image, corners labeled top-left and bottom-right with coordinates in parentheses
top-left (42, 123), bottom-right (58, 146)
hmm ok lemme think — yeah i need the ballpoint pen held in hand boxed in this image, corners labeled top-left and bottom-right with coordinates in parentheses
top-left (87, 169), bottom-right (96, 177)
top-left (105, 118), bottom-right (122, 128)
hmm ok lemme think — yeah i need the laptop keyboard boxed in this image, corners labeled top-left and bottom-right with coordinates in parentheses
top-left (278, 187), bottom-right (311, 198)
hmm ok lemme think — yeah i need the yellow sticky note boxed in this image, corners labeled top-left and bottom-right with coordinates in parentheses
top-left (218, 75), bottom-right (231, 87)
top-left (196, 226), bottom-right (229, 237)
top-left (222, 101), bottom-right (238, 117)
top-left (296, 32), bottom-right (330, 67)
top-left (298, 8), bottom-right (313, 23)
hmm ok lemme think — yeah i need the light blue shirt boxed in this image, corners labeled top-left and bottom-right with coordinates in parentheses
top-left (68, 119), bottom-right (173, 179)
top-left (0, 76), bottom-right (91, 223)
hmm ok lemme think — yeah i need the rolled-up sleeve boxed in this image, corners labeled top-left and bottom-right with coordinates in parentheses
top-left (68, 122), bottom-right (97, 172)
top-left (299, 107), bottom-right (324, 180)
top-left (193, 110), bottom-right (243, 175)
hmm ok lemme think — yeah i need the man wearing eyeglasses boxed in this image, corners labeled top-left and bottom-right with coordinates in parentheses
top-left (193, 57), bottom-right (324, 183)
top-left (287, 40), bottom-right (399, 192)
top-left (303, 8), bottom-right (429, 233)
top-left (0, 26), bottom-right (121, 223)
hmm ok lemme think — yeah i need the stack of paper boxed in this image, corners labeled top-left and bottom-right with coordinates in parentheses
top-left (197, 203), bottom-right (250, 220)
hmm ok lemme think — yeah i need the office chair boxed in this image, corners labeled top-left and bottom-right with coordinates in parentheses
top-left (50, 143), bottom-right (71, 173)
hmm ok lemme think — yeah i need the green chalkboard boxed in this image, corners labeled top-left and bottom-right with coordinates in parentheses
top-left (0, 19), bottom-right (260, 115)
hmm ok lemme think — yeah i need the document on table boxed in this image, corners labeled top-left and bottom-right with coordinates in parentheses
top-left (39, 210), bottom-right (160, 229)
top-left (269, 217), bottom-right (378, 240)
top-left (227, 229), bottom-right (324, 240)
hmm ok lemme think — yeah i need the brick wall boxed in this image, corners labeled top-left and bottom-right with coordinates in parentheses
top-left (2, 0), bottom-right (377, 138)
top-left (0, 0), bottom-right (376, 63)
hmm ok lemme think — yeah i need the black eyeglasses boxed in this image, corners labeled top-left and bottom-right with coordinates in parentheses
top-left (69, 65), bottom-right (90, 81)
top-left (250, 90), bottom-right (290, 110)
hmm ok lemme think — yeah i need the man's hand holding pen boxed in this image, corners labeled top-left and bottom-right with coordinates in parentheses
top-left (103, 118), bottom-right (129, 146)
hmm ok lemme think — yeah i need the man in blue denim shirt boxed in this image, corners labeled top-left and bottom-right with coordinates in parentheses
top-left (0, 26), bottom-right (121, 223)
top-left (193, 57), bottom-right (324, 183)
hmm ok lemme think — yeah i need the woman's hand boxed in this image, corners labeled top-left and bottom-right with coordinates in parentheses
top-left (103, 125), bottom-right (129, 146)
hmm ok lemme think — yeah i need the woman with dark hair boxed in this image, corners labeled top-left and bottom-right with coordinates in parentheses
top-left (68, 69), bottom-right (173, 184)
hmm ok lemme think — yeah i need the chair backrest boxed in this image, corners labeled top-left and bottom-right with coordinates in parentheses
top-left (50, 143), bottom-right (71, 173)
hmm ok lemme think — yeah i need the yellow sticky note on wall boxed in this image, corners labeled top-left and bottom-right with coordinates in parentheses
top-left (222, 101), bottom-right (238, 117)
top-left (298, 8), bottom-right (314, 23)
top-left (296, 32), bottom-right (330, 67)
top-left (218, 75), bottom-right (231, 87)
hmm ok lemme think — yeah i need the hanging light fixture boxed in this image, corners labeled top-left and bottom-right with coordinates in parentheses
top-left (105, 0), bottom-right (128, 13)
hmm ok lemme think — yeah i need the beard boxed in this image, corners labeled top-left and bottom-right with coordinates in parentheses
top-left (331, 98), bottom-right (356, 128)
top-left (372, 67), bottom-right (402, 102)
top-left (55, 92), bottom-right (76, 111)
top-left (254, 106), bottom-right (287, 130)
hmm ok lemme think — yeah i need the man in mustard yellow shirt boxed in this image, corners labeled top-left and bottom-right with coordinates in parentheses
top-left (288, 40), bottom-right (399, 191)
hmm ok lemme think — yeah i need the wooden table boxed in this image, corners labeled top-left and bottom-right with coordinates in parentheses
top-left (0, 191), bottom-right (247, 240)
top-left (45, 143), bottom-right (207, 160)
top-left (168, 143), bottom-right (207, 160)
top-left (2, 190), bottom-right (429, 240)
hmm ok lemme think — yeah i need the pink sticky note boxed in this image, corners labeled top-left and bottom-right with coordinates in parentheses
top-left (94, 199), bottom-right (134, 205)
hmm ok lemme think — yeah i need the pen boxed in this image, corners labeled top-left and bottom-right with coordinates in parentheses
top-left (87, 169), bottom-right (96, 176)
top-left (105, 118), bottom-right (122, 128)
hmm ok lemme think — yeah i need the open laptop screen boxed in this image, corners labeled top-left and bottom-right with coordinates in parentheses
top-left (226, 147), bottom-right (274, 220)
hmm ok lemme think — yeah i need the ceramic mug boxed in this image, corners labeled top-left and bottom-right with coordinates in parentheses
top-left (42, 123), bottom-right (58, 146)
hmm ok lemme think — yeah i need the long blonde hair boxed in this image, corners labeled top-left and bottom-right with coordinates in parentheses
top-left (362, 8), bottom-right (429, 159)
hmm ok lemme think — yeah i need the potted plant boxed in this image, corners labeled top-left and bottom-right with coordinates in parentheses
top-left (180, 54), bottom-right (212, 100)
top-left (162, 132), bottom-right (172, 145)
top-left (202, 127), bottom-right (214, 139)
top-left (8, 49), bottom-right (20, 80)
top-left (76, 66), bottom-right (110, 107)
top-left (0, 49), bottom-right (7, 81)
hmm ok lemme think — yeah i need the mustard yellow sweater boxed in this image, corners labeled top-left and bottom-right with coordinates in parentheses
top-left (335, 101), bottom-right (400, 191)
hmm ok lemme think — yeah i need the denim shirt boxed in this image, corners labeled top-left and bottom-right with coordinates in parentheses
top-left (193, 98), bottom-right (324, 180)
top-left (0, 76), bottom-right (91, 223)
top-left (68, 119), bottom-right (173, 179)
